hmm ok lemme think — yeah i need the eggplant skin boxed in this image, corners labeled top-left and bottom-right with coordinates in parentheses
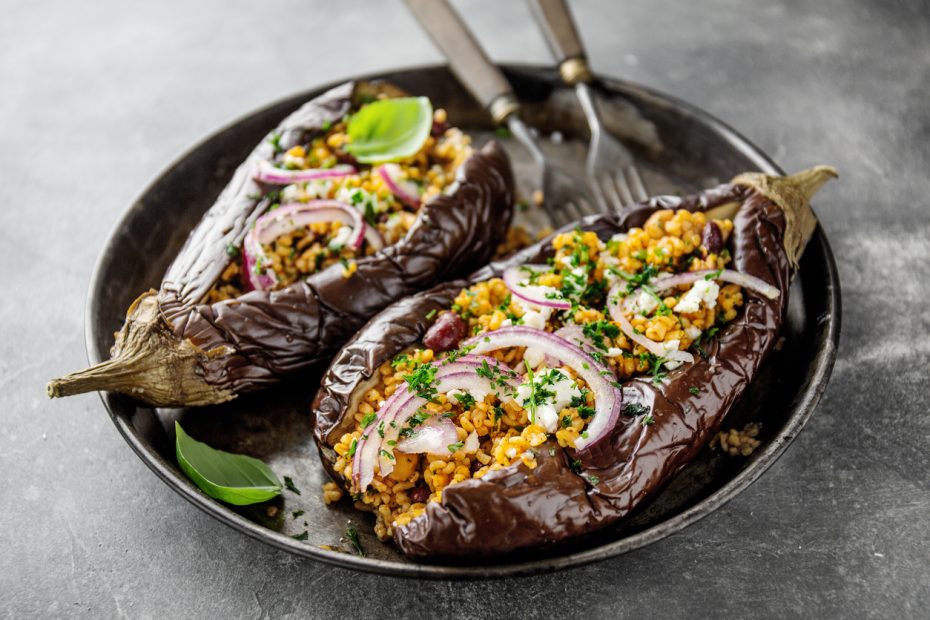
top-left (48, 80), bottom-right (514, 406)
top-left (312, 172), bottom-right (829, 558)
top-left (159, 81), bottom-right (515, 396)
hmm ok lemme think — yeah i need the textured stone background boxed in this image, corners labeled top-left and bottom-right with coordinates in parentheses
top-left (1, 0), bottom-right (928, 617)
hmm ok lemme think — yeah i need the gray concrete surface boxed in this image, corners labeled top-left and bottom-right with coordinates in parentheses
top-left (1, 0), bottom-right (928, 617)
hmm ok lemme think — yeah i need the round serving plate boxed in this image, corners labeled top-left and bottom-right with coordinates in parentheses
top-left (87, 64), bottom-right (840, 578)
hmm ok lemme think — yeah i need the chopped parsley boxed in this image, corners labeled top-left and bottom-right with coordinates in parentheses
top-left (582, 320), bottom-right (620, 351)
top-left (447, 441), bottom-right (464, 453)
top-left (641, 414), bottom-right (655, 426)
top-left (622, 402), bottom-right (651, 417)
top-left (283, 476), bottom-right (301, 495)
top-left (267, 131), bottom-right (284, 154)
top-left (425, 309), bottom-right (438, 320)
top-left (689, 386), bottom-right (701, 395)
top-left (379, 449), bottom-right (395, 461)
top-left (360, 412), bottom-right (377, 428)
top-left (345, 526), bottom-right (365, 556)
top-left (403, 364), bottom-right (438, 401)
top-left (292, 510), bottom-right (305, 518)
top-left (225, 243), bottom-right (240, 258)
top-left (391, 353), bottom-right (410, 369)
top-left (347, 438), bottom-right (357, 457)
top-left (292, 531), bottom-right (309, 541)
top-left (453, 392), bottom-right (476, 409)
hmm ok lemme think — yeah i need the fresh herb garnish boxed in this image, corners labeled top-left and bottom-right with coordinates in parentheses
top-left (292, 531), bottom-right (309, 541)
top-left (447, 442), bottom-right (465, 453)
top-left (622, 402), bottom-right (650, 417)
top-left (225, 243), bottom-right (240, 258)
top-left (174, 422), bottom-right (282, 506)
top-left (283, 476), bottom-right (301, 495)
top-left (345, 526), bottom-right (365, 556)
top-left (641, 414), bottom-right (655, 426)
top-left (267, 131), bottom-right (283, 154)
top-left (453, 392), bottom-right (476, 409)
top-left (689, 386), bottom-right (701, 395)
top-left (292, 510), bottom-right (305, 518)
top-left (360, 412), bottom-right (377, 428)
top-left (345, 97), bottom-right (433, 164)
top-left (404, 363), bottom-right (438, 401)
top-left (425, 309), bottom-right (438, 320)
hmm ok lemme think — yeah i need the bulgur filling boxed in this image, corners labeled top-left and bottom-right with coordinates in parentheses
top-left (209, 100), bottom-right (473, 302)
top-left (327, 208), bottom-right (753, 541)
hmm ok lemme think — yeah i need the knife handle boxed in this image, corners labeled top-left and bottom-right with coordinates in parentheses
top-left (405, 0), bottom-right (519, 124)
top-left (526, 0), bottom-right (593, 84)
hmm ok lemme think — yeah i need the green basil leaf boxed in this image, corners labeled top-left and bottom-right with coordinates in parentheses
top-left (345, 97), bottom-right (433, 164)
top-left (175, 422), bottom-right (282, 506)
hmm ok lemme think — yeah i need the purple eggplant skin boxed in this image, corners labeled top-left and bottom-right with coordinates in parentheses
top-left (312, 167), bottom-right (835, 559)
top-left (47, 80), bottom-right (515, 407)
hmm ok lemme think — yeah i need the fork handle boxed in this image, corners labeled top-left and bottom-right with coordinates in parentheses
top-left (405, 0), bottom-right (519, 124)
top-left (526, 0), bottom-right (593, 85)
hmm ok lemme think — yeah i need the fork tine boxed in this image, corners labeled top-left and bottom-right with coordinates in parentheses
top-left (613, 174), bottom-right (635, 207)
top-left (624, 165), bottom-right (649, 203)
top-left (576, 197), bottom-right (597, 219)
top-left (598, 175), bottom-right (625, 213)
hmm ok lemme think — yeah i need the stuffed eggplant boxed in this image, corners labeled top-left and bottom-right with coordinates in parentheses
top-left (312, 166), bottom-right (836, 557)
top-left (48, 80), bottom-right (514, 407)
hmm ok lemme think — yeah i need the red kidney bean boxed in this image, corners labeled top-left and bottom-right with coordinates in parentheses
top-left (423, 311), bottom-right (467, 352)
top-left (409, 485), bottom-right (430, 504)
top-left (702, 221), bottom-right (724, 255)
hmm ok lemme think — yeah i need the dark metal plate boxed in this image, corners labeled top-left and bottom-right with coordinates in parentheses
top-left (86, 64), bottom-right (840, 578)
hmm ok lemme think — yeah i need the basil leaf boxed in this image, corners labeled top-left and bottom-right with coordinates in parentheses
top-left (346, 97), bottom-right (432, 164)
top-left (175, 422), bottom-right (282, 506)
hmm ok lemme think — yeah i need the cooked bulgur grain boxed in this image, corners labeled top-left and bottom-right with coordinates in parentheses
top-left (326, 209), bottom-right (747, 539)
top-left (207, 106), bottom-right (472, 302)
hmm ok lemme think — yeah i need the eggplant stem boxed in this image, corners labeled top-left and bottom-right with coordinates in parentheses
top-left (46, 292), bottom-right (235, 407)
top-left (731, 165), bottom-right (838, 267)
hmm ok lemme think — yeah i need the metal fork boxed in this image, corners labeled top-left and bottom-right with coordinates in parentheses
top-left (528, 0), bottom-right (649, 211)
top-left (405, 0), bottom-right (595, 228)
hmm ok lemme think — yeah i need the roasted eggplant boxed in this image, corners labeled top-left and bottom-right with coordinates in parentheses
top-left (48, 80), bottom-right (514, 406)
top-left (312, 166), bottom-right (836, 557)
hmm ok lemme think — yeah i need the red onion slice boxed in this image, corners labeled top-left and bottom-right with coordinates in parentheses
top-left (464, 326), bottom-right (622, 451)
top-left (395, 416), bottom-right (459, 454)
top-left (253, 160), bottom-right (357, 185)
top-left (353, 357), bottom-right (519, 491)
top-left (503, 265), bottom-right (571, 310)
top-left (651, 269), bottom-right (780, 300)
top-left (607, 285), bottom-right (695, 364)
top-left (377, 164), bottom-right (421, 209)
top-left (242, 201), bottom-right (384, 291)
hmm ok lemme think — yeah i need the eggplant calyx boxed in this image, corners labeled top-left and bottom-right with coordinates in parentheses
top-left (731, 165), bottom-right (838, 267)
top-left (46, 292), bottom-right (234, 407)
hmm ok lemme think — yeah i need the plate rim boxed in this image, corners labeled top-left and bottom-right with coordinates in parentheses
top-left (86, 62), bottom-right (841, 579)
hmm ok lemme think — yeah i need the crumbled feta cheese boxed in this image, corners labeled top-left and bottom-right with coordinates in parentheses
top-left (524, 347), bottom-right (545, 368)
top-left (673, 279), bottom-right (720, 314)
top-left (610, 232), bottom-right (628, 242)
top-left (661, 339), bottom-right (684, 370)
top-left (282, 152), bottom-right (304, 168)
top-left (515, 367), bottom-right (583, 432)
top-left (304, 179), bottom-right (332, 199)
top-left (685, 325), bottom-right (702, 341)
top-left (623, 289), bottom-right (659, 316)
top-left (281, 183), bottom-right (302, 203)
top-left (327, 225), bottom-right (353, 251)
top-left (336, 186), bottom-right (384, 215)
top-left (606, 347), bottom-right (624, 358)
top-left (512, 297), bottom-right (553, 330)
